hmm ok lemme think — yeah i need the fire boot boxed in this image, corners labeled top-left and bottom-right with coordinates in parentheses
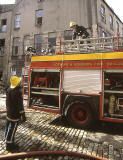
top-left (6, 143), bottom-right (19, 152)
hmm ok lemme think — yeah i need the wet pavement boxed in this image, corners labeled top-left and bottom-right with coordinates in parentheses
top-left (0, 95), bottom-right (123, 160)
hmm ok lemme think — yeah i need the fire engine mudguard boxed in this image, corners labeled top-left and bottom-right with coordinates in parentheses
top-left (66, 101), bottom-right (93, 128)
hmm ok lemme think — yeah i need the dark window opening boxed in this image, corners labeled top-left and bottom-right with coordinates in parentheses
top-left (0, 39), bottom-right (5, 46)
top-left (37, 17), bottom-right (42, 25)
top-left (0, 72), bottom-right (3, 80)
top-left (0, 39), bottom-right (5, 56)
top-left (1, 19), bottom-right (7, 32)
top-left (12, 37), bottom-right (20, 55)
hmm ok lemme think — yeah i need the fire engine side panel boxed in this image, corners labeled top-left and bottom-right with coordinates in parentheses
top-left (63, 70), bottom-right (101, 94)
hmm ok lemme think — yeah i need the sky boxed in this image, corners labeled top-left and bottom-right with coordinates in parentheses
top-left (0, 0), bottom-right (15, 5)
top-left (0, 0), bottom-right (123, 22)
top-left (105, 0), bottom-right (123, 22)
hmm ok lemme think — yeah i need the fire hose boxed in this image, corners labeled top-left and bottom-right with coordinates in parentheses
top-left (0, 150), bottom-right (108, 160)
top-left (0, 111), bottom-right (6, 114)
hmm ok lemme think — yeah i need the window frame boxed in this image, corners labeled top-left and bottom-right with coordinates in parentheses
top-left (116, 21), bottom-right (119, 33)
top-left (12, 37), bottom-right (20, 55)
top-left (23, 35), bottom-right (30, 54)
top-left (110, 15), bottom-right (113, 30)
top-left (34, 34), bottom-right (42, 53)
top-left (122, 28), bottom-right (123, 36)
top-left (0, 39), bottom-right (5, 56)
top-left (14, 14), bottom-right (21, 29)
top-left (35, 9), bottom-right (43, 26)
top-left (48, 32), bottom-right (56, 47)
top-left (100, 5), bottom-right (106, 23)
top-left (1, 19), bottom-right (7, 32)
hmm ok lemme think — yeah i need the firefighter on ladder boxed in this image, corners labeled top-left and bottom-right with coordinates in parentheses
top-left (70, 21), bottom-right (90, 40)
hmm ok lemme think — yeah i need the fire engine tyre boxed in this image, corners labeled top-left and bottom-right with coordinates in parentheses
top-left (66, 102), bottom-right (93, 129)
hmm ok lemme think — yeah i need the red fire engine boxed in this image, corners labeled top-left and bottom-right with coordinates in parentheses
top-left (25, 37), bottom-right (123, 128)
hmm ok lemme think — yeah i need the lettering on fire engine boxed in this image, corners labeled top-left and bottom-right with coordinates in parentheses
top-left (107, 62), bottom-right (123, 66)
top-left (54, 62), bottom-right (101, 67)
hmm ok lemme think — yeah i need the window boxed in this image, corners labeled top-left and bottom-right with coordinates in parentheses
top-left (23, 35), bottom-right (30, 54)
top-left (100, 5), bottom-right (106, 23)
top-left (48, 32), bottom-right (56, 47)
top-left (0, 72), bottom-right (2, 80)
top-left (14, 14), bottom-right (21, 29)
top-left (122, 28), bottom-right (123, 36)
top-left (48, 32), bottom-right (56, 53)
top-left (0, 39), bottom-right (5, 56)
top-left (110, 15), bottom-right (113, 30)
top-left (102, 31), bottom-right (107, 38)
top-left (64, 30), bottom-right (72, 40)
top-left (99, 27), bottom-right (107, 38)
top-left (12, 37), bottom-right (20, 55)
top-left (116, 21), bottom-right (119, 33)
top-left (1, 19), bottom-right (7, 32)
top-left (34, 34), bottom-right (42, 53)
top-left (35, 10), bottom-right (43, 25)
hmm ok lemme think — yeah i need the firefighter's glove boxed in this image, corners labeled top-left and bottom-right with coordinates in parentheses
top-left (20, 112), bottom-right (26, 123)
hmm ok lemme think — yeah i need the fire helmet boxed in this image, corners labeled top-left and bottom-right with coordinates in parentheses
top-left (10, 76), bottom-right (22, 88)
top-left (70, 21), bottom-right (76, 27)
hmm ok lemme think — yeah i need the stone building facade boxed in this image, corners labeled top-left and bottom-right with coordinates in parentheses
top-left (0, 0), bottom-right (123, 84)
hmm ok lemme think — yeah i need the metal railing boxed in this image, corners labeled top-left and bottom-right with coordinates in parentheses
top-left (32, 36), bottom-right (123, 55)
top-left (60, 36), bottom-right (123, 54)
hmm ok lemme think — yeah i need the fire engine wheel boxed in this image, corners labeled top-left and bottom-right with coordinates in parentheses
top-left (67, 102), bottom-right (93, 129)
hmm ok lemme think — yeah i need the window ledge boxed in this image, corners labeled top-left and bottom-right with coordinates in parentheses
top-left (14, 27), bottom-right (20, 30)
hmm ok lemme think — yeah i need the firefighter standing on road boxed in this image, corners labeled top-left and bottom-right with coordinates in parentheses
top-left (70, 21), bottom-right (90, 40)
top-left (5, 76), bottom-right (26, 152)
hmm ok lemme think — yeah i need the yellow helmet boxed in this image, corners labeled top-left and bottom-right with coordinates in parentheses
top-left (70, 21), bottom-right (76, 27)
top-left (10, 76), bottom-right (22, 88)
